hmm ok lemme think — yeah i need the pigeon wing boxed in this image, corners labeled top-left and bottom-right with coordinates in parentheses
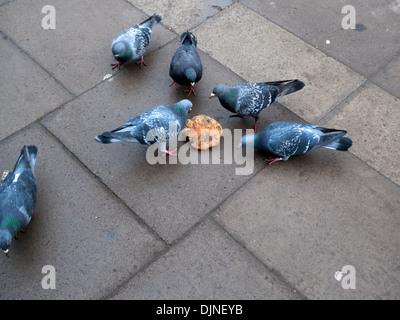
top-left (234, 83), bottom-right (265, 116)
top-left (264, 123), bottom-right (321, 158)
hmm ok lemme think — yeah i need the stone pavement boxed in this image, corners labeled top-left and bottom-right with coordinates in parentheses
top-left (0, 0), bottom-right (399, 300)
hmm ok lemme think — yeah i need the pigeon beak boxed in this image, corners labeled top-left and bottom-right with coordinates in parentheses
top-left (4, 249), bottom-right (9, 257)
top-left (209, 93), bottom-right (215, 99)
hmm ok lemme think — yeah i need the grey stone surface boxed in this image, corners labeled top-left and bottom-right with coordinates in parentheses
top-left (241, 0), bottom-right (400, 78)
top-left (0, 0), bottom-right (175, 96)
top-left (322, 82), bottom-right (400, 186)
top-left (0, 125), bottom-right (165, 299)
top-left (111, 219), bottom-right (301, 299)
top-left (215, 149), bottom-right (400, 299)
top-left (0, 35), bottom-right (72, 141)
top-left (42, 41), bottom-right (303, 244)
top-left (371, 54), bottom-right (400, 98)
top-left (193, 3), bottom-right (365, 123)
top-left (0, 0), bottom-right (399, 300)
top-left (126, 0), bottom-right (235, 34)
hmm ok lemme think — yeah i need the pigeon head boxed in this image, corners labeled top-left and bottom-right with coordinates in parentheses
top-left (209, 85), bottom-right (238, 113)
top-left (184, 67), bottom-right (197, 86)
top-left (238, 133), bottom-right (256, 148)
top-left (209, 85), bottom-right (228, 99)
top-left (112, 40), bottom-right (132, 63)
top-left (173, 99), bottom-right (193, 116)
top-left (0, 229), bottom-right (12, 255)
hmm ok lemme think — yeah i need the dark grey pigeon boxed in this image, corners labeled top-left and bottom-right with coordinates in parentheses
top-left (169, 31), bottom-right (203, 97)
top-left (240, 122), bottom-right (352, 164)
top-left (111, 14), bottom-right (162, 70)
top-left (210, 80), bottom-right (305, 132)
top-left (95, 99), bottom-right (192, 156)
top-left (0, 145), bottom-right (38, 256)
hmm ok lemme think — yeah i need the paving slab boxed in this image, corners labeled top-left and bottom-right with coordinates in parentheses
top-left (41, 41), bottom-right (304, 244)
top-left (1, 0), bottom-right (398, 301)
top-left (126, 0), bottom-right (235, 35)
top-left (0, 125), bottom-right (165, 299)
top-left (0, 35), bottom-right (72, 141)
top-left (371, 54), bottom-right (400, 98)
top-left (111, 219), bottom-right (301, 299)
top-left (241, 0), bottom-right (400, 78)
top-left (0, 0), bottom-right (175, 96)
top-left (322, 82), bottom-right (400, 186)
top-left (193, 3), bottom-right (365, 123)
top-left (214, 149), bottom-right (400, 299)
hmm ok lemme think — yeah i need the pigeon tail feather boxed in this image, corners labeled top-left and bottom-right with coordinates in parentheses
top-left (274, 79), bottom-right (305, 100)
top-left (324, 137), bottom-right (353, 151)
top-left (95, 134), bottom-right (120, 144)
top-left (311, 130), bottom-right (347, 151)
top-left (180, 31), bottom-right (196, 46)
top-left (315, 127), bottom-right (346, 134)
top-left (95, 132), bottom-right (139, 144)
top-left (13, 145), bottom-right (37, 174)
top-left (141, 14), bottom-right (162, 29)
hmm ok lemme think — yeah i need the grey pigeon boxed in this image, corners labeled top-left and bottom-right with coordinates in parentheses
top-left (0, 145), bottom-right (38, 256)
top-left (169, 31), bottom-right (203, 97)
top-left (111, 14), bottom-right (162, 70)
top-left (210, 80), bottom-right (305, 132)
top-left (240, 122), bottom-right (352, 164)
top-left (95, 99), bottom-right (193, 156)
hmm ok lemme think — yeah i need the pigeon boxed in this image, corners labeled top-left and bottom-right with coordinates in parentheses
top-left (169, 31), bottom-right (203, 97)
top-left (95, 99), bottom-right (193, 156)
top-left (111, 14), bottom-right (162, 70)
top-left (0, 145), bottom-right (38, 256)
top-left (239, 122), bottom-right (352, 164)
top-left (210, 80), bottom-right (305, 132)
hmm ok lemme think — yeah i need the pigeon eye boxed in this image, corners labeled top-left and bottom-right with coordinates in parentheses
top-left (217, 91), bottom-right (220, 94)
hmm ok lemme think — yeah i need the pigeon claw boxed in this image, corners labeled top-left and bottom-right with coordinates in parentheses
top-left (137, 56), bottom-right (147, 68)
top-left (169, 81), bottom-right (178, 89)
top-left (264, 157), bottom-right (283, 165)
top-left (111, 61), bottom-right (122, 70)
top-left (14, 228), bottom-right (25, 240)
top-left (184, 86), bottom-right (196, 97)
top-left (162, 148), bottom-right (178, 157)
top-left (251, 121), bottom-right (258, 133)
